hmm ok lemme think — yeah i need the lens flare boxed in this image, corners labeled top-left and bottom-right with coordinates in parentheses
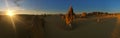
top-left (4, 0), bottom-right (17, 34)
top-left (6, 9), bottom-right (17, 33)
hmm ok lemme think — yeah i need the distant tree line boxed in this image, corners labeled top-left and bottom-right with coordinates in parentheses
top-left (79, 12), bottom-right (110, 18)
top-left (87, 12), bottom-right (109, 16)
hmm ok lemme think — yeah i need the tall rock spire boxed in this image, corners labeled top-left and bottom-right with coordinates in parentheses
top-left (67, 5), bottom-right (75, 15)
top-left (65, 5), bottom-right (75, 27)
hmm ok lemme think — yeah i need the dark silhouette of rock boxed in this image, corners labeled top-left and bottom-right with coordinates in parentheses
top-left (66, 6), bottom-right (75, 16)
top-left (31, 16), bottom-right (44, 38)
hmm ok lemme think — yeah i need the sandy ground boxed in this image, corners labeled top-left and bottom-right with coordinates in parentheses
top-left (0, 15), bottom-right (119, 38)
top-left (44, 15), bottom-right (116, 38)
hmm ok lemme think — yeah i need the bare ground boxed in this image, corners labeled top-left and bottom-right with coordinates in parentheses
top-left (0, 15), bottom-right (119, 38)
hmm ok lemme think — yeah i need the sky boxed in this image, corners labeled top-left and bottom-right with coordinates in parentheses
top-left (0, 0), bottom-right (120, 14)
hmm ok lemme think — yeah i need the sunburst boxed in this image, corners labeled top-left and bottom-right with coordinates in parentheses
top-left (6, 9), bottom-right (15, 16)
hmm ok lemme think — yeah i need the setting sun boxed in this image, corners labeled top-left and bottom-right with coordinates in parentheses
top-left (6, 10), bottom-right (15, 16)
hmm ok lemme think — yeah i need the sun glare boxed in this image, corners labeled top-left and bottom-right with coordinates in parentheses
top-left (6, 10), bottom-right (15, 16)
